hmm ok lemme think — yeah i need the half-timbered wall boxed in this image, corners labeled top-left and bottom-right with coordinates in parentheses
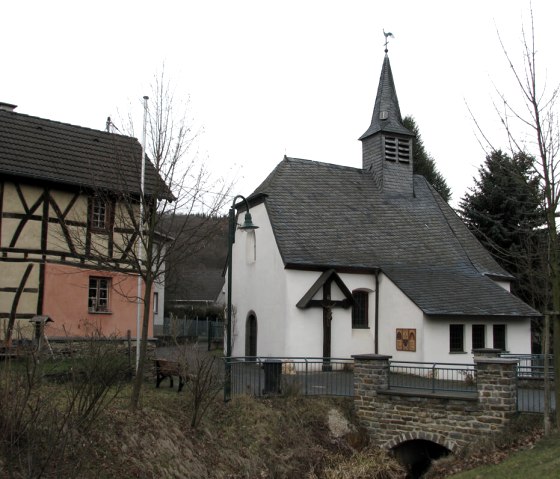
top-left (0, 179), bottom-right (152, 340)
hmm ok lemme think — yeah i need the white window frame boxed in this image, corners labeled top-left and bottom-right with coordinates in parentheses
top-left (88, 277), bottom-right (110, 313)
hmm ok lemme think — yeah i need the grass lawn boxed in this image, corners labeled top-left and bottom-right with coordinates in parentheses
top-left (450, 432), bottom-right (560, 479)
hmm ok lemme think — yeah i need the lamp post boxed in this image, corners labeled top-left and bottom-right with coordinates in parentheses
top-left (225, 195), bottom-right (258, 400)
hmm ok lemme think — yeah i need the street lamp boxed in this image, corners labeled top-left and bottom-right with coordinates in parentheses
top-left (225, 195), bottom-right (258, 400)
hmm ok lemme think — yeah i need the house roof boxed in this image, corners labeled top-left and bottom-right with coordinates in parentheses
top-left (250, 156), bottom-right (539, 318)
top-left (359, 54), bottom-right (413, 140)
top-left (176, 269), bottom-right (225, 303)
top-left (0, 108), bottom-right (169, 198)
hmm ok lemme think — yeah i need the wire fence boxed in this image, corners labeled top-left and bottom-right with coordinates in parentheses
top-left (162, 318), bottom-right (223, 341)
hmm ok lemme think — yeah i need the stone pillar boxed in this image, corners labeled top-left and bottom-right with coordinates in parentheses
top-left (352, 354), bottom-right (391, 434)
top-left (474, 352), bottom-right (518, 429)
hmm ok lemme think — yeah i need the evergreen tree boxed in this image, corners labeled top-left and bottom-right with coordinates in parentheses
top-left (403, 116), bottom-right (452, 202)
top-left (458, 150), bottom-right (546, 310)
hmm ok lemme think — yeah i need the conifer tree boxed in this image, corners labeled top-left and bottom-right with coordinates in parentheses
top-left (458, 150), bottom-right (546, 311)
top-left (403, 116), bottom-right (452, 202)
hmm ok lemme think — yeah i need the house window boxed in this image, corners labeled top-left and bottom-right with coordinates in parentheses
top-left (449, 324), bottom-right (464, 353)
top-left (493, 324), bottom-right (506, 351)
top-left (384, 136), bottom-right (411, 163)
top-left (153, 291), bottom-right (159, 314)
top-left (352, 291), bottom-right (369, 329)
top-left (90, 197), bottom-right (110, 230)
top-left (472, 324), bottom-right (485, 350)
top-left (88, 277), bottom-right (110, 312)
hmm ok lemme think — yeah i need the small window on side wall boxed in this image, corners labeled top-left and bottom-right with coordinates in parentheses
top-left (153, 292), bottom-right (159, 314)
top-left (88, 277), bottom-right (110, 313)
top-left (90, 196), bottom-right (112, 231)
top-left (352, 291), bottom-right (369, 329)
top-left (493, 324), bottom-right (506, 351)
top-left (472, 324), bottom-right (485, 349)
top-left (449, 324), bottom-right (464, 353)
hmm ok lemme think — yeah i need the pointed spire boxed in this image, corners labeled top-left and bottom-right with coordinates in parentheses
top-left (359, 54), bottom-right (413, 140)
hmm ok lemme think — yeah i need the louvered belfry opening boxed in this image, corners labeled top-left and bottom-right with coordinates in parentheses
top-left (384, 136), bottom-right (411, 163)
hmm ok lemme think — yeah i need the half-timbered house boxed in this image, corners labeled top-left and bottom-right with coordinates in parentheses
top-left (227, 53), bottom-right (540, 363)
top-left (0, 103), bottom-right (168, 343)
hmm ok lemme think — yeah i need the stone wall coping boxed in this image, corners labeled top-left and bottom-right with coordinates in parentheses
top-left (377, 388), bottom-right (478, 402)
top-left (472, 348), bottom-right (502, 355)
top-left (352, 354), bottom-right (392, 361)
top-left (473, 357), bottom-right (519, 365)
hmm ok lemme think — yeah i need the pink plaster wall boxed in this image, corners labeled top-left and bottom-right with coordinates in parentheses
top-left (42, 263), bottom-right (154, 338)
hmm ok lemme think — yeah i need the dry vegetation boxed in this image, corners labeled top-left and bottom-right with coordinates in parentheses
top-left (88, 391), bottom-right (404, 479)
top-left (0, 348), bottom-right (405, 479)
top-left (0, 344), bottom-right (547, 479)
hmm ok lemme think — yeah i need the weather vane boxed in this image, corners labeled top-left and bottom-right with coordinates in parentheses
top-left (383, 29), bottom-right (394, 53)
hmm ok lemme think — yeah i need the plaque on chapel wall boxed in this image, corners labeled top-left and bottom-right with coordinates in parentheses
top-left (396, 328), bottom-right (416, 352)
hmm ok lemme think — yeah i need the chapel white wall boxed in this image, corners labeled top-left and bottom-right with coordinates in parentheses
top-left (229, 202), bottom-right (287, 357)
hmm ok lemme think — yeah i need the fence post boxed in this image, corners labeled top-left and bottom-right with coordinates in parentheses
top-left (127, 329), bottom-right (132, 375)
top-left (207, 320), bottom-right (212, 351)
top-left (305, 359), bottom-right (309, 395)
top-left (432, 363), bottom-right (436, 392)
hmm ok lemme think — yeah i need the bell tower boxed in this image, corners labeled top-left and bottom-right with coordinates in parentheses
top-left (359, 51), bottom-right (414, 196)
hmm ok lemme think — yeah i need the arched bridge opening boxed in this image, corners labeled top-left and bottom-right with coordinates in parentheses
top-left (390, 439), bottom-right (451, 479)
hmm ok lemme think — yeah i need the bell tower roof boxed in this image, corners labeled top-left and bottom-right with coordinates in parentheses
top-left (359, 54), bottom-right (413, 140)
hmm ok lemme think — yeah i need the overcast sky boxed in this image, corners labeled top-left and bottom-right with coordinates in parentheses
top-left (2, 0), bottom-right (559, 208)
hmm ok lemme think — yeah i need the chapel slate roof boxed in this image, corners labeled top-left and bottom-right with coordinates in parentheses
top-left (0, 108), bottom-right (169, 198)
top-left (250, 156), bottom-right (539, 318)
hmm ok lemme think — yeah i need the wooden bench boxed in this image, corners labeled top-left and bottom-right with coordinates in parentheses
top-left (154, 359), bottom-right (188, 392)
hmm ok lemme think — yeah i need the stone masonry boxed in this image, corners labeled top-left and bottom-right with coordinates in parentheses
top-left (353, 351), bottom-right (518, 452)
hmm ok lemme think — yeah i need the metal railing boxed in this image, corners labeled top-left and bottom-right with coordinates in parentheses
top-left (499, 354), bottom-right (555, 413)
top-left (500, 353), bottom-right (554, 380)
top-left (388, 361), bottom-right (477, 394)
top-left (225, 356), bottom-right (354, 399)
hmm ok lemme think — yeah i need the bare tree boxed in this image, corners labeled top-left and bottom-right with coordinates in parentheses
top-left (82, 73), bottom-right (232, 410)
top-left (475, 8), bottom-right (559, 428)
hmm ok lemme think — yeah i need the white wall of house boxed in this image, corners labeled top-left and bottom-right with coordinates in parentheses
top-left (282, 270), bottom-right (377, 358)
top-left (230, 202), bottom-right (287, 357)
top-left (377, 273), bottom-right (426, 361)
top-left (493, 279), bottom-right (511, 292)
top-left (423, 317), bottom-right (531, 364)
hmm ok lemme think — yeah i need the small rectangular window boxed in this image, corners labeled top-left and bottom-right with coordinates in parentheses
top-left (352, 291), bottom-right (369, 329)
top-left (449, 324), bottom-right (464, 353)
top-left (88, 277), bottom-right (110, 313)
top-left (472, 324), bottom-right (485, 350)
top-left (493, 324), bottom-right (506, 351)
top-left (90, 196), bottom-right (113, 231)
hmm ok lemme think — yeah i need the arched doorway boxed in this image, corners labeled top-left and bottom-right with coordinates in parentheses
top-left (245, 313), bottom-right (258, 357)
